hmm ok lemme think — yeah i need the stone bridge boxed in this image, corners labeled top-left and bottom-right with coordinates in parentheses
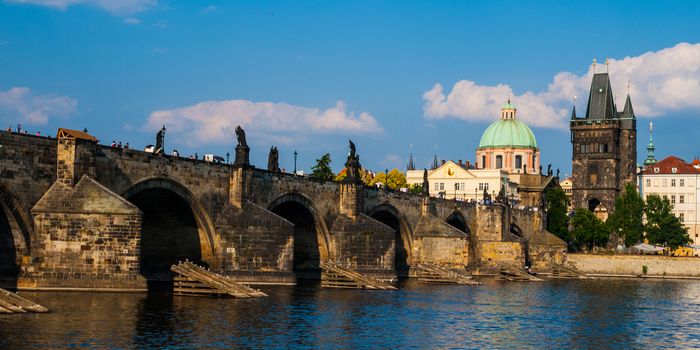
top-left (0, 129), bottom-right (564, 291)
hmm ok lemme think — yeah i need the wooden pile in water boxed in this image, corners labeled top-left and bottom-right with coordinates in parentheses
top-left (0, 288), bottom-right (49, 314)
top-left (320, 262), bottom-right (397, 290)
top-left (171, 261), bottom-right (267, 298)
top-left (416, 263), bottom-right (481, 285)
top-left (496, 264), bottom-right (544, 282)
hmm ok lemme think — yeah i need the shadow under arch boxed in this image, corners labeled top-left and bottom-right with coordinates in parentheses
top-left (0, 183), bottom-right (32, 289)
top-left (268, 192), bottom-right (332, 266)
top-left (367, 203), bottom-right (414, 276)
top-left (446, 211), bottom-right (470, 234)
top-left (122, 178), bottom-right (218, 280)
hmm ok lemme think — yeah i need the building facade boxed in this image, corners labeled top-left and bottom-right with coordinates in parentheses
top-left (638, 156), bottom-right (700, 248)
top-left (406, 160), bottom-right (514, 202)
top-left (570, 72), bottom-right (637, 220)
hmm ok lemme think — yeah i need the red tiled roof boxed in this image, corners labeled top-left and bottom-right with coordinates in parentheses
top-left (641, 156), bottom-right (700, 175)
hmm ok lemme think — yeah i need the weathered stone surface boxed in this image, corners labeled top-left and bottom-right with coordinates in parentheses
top-left (0, 131), bottom-right (565, 289)
top-left (27, 176), bottom-right (145, 289)
top-left (566, 254), bottom-right (700, 278)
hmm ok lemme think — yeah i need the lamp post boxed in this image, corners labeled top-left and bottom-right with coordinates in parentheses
top-left (293, 151), bottom-right (298, 175)
top-left (475, 188), bottom-right (478, 203)
top-left (226, 151), bottom-right (230, 165)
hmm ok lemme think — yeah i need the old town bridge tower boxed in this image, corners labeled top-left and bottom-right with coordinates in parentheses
top-left (570, 72), bottom-right (637, 219)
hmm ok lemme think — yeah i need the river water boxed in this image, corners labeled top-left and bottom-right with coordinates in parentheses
top-left (1, 278), bottom-right (700, 349)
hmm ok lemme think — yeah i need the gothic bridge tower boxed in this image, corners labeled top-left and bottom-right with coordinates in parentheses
top-left (570, 70), bottom-right (637, 219)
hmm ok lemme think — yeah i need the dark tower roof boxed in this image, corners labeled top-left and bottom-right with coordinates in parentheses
top-left (570, 105), bottom-right (577, 120)
top-left (619, 94), bottom-right (635, 119)
top-left (407, 153), bottom-right (415, 171)
top-left (431, 154), bottom-right (439, 170)
top-left (584, 73), bottom-right (617, 120)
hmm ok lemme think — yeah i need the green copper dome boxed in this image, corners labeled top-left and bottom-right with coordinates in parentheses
top-left (478, 118), bottom-right (538, 149)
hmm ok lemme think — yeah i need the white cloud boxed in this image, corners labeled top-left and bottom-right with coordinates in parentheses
top-left (123, 17), bottom-right (140, 25)
top-left (0, 87), bottom-right (77, 124)
top-left (5, 0), bottom-right (156, 15)
top-left (202, 5), bottom-right (217, 13)
top-left (379, 154), bottom-right (402, 169)
top-left (144, 100), bottom-right (383, 146)
top-left (423, 42), bottom-right (700, 129)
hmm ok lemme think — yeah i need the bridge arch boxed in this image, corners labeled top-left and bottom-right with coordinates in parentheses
top-left (583, 196), bottom-right (609, 221)
top-left (446, 211), bottom-right (470, 234)
top-left (0, 183), bottom-right (31, 284)
top-left (268, 192), bottom-right (332, 278)
top-left (122, 178), bottom-right (217, 281)
top-left (367, 203), bottom-right (413, 276)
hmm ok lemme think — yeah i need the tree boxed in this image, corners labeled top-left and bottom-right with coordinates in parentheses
top-left (645, 194), bottom-right (690, 251)
top-left (371, 169), bottom-right (408, 190)
top-left (310, 153), bottom-right (334, 180)
top-left (545, 186), bottom-right (569, 242)
top-left (570, 208), bottom-right (609, 251)
top-left (607, 182), bottom-right (645, 247)
top-left (334, 168), bottom-right (374, 185)
top-left (408, 183), bottom-right (422, 195)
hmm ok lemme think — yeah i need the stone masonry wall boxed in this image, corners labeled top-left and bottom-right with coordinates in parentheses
top-left (566, 254), bottom-right (700, 278)
top-left (330, 214), bottom-right (395, 277)
top-left (214, 201), bottom-right (295, 283)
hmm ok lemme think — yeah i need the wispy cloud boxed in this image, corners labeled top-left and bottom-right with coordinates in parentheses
top-left (123, 17), bottom-right (140, 25)
top-left (0, 87), bottom-right (77, 124)
top-left (423, 42), bottom-right (700, 129)
top-left (144, 100), bottom-right (383, 146)
top-left (5, 0), bottom-right (156, 15)
top-left (202, 5), bottom-right (217, 13)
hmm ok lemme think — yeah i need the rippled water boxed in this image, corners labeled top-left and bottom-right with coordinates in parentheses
top-left (2, 278), bottom-right (700, 349)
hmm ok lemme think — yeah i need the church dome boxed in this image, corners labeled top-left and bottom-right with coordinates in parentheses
top-left (478, 101), bottom-right (538, 149)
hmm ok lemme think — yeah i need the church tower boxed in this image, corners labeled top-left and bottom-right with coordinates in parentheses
top-left (570, 70), bottom-right (637, 219)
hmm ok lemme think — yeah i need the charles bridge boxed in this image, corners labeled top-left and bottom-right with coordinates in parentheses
top-left (0, 128), bottom-right (565, 291)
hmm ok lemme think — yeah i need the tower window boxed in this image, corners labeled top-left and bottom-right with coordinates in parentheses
top-left (588, 164), bottom-right (599, 185)
top-left (482, 155), bottom-right (486, 169)
top-left (515, 155), bottom-right (523, 169)
top-left (496, 155), bottom-right (503, 169)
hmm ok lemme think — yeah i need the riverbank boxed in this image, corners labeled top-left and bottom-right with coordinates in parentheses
top-left (566, 253), bottom-right (700, 279)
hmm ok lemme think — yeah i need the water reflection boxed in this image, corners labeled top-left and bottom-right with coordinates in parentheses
top-left (2, 279), bottom-right (700, 348)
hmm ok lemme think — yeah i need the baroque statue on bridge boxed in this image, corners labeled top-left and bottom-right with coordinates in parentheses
top-left (235, 125), bottom-right (248, 147)
top-left (421, 168), bottom-right (429, 197)
top-left (344, 140), bottom-right (362, 183)
top-left (267, 146), bottom-right (280, 173)
top-left (234, 125), bottom-right (250, 166)
top-left (155, 125), bottom-right (166, 154)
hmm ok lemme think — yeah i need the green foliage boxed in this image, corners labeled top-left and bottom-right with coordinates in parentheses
top-left (644, 194), bottom-right (690, 251)
top-left (545, 187), bottom-right (569, 242)
top-left (371, 169), bottom-right (408, 190)
top-left (408, 183), bottom-right (422, 195)
top-left (607, 182), bottom-right (645, 247)
top-left (570, 208), bottom-right (609, 251)
top-left (310, 153), bottom-right (334, 181)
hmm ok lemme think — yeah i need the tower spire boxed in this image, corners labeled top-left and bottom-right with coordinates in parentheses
top-left (644, 121), bottom-right (657, 166)
top-left (407, 144), bottom-right (415, 171)
top-left (570, 96), bottom-right (577, 120)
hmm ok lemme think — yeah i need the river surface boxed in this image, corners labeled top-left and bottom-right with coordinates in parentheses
top-left (2, 278), bottom-right (700, 349)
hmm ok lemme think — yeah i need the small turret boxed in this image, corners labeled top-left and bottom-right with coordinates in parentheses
top-left (644, 121), bottom-right (657, 166)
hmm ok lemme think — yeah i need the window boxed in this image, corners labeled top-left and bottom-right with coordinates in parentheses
top-left (496, 155), bottom-right (503, 169)
top-left (680, 213), bottom-right (685, 222)
top-left (580, 144), bottom-right (586, 154)
top-left (672, 179), bottom-right (676, 187)
top-left (646, 179), bottom-right (651, 187)
top-left (680, 195), bottom-right (685, 204)
top-left (663, 194), bottom-right (668, 200)
top-left (680, 179), bottom-right (685, 187)
top-left (434, 182), bottom-right (440, 190)
top-left (439, 183), bottom-right (444, 191)
top-left (479, 183), bottom-right (484, 191)
top-left (671, 195), bottom-right (676, 204)
top-left (481, 156), bottom-right (486, 169)
top-left (515, 155), bottom-right (522, 169)
top-left (672, 167), bottom-right (678, 174)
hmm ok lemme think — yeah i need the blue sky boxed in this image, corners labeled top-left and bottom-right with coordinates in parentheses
top-left (1, 1), bottom-right (700, 175)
